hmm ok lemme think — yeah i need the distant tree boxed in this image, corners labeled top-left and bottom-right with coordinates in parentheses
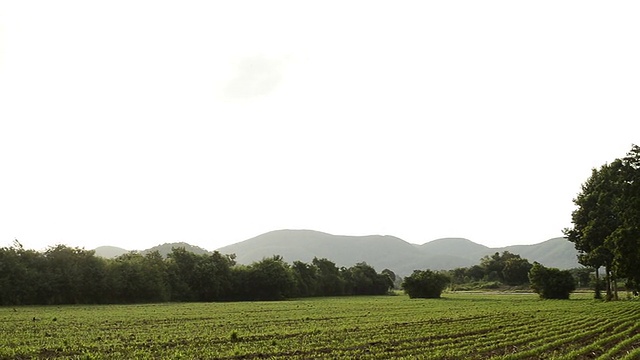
top-left (43, 245), bottom-right (107, 304)
top-left (166, 248), bottom-right (199, 301)
top-left (291, 260), bottom-right (319, 297)
top-left (568, 267), bottom-right (593, 288)
top-left (528, 262), bottom-right (575, 299)
top-left (480, 252), bottom-right (507, 281)
top-left (245, 256), bottom-right (295, 300)
top-left (0, 243), bottom-right (44, 305)
top-left (228, 265), bottom-right (251, 300)
top-left (466, 265), bottom-right (485, 282)
top-left (312, 257), bottom-right (345, 296)
top-left (449, 267), bottom-right (468, 284)
top-left (106, 252), bottom-right (169, 303)
top-left (381, 269), bottom-right (396, 283)
top-left (140, 251), bottom-right (170, 301)
top-left (402, 270), bottom-right (450, 299)
top-left (344, 262), bottom-right (393, 295)
top-left (381, 268), bottom-right (399, 289)
top-left (194, 251), bottom-right (235, 301)
top-left (480, 251), bottom-right (531, 285)
top-left (502, 257), bottom-right (533, 286)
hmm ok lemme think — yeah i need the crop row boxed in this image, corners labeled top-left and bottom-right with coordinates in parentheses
top-left (1, 293), bottom-right (639, 359)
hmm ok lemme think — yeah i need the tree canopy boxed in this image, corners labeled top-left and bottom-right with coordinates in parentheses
top-left (0, 244), bottom-right (393, 306)
top-left (401, 270), bottom-right (450, 298)
top-left (528, 262), bottom-right (575, 300)
top-left (564, 144), bottom-right (640, 298)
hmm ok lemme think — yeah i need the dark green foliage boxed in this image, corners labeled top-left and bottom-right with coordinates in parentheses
top-left (502, 257), bottom-right (534, 286)
top-left (447, 252), bottom-right (533, 288)
top-left (245, 256), bottom-right (296, 300)
top-left (480, 251), bottom-right (533, 285)
top-left (343, 262), bottom-right (394, 295)
top-left (166, 249), bottom-right (236, 302)
top-left (381, 269), bottom-right (396, 283)
top-left (230, 330), bottom-right (239, 342)
top-left (291, 261), bottom-right (320, 297)
top-left (564, 144), bottom-right (640, 297)
top-left (381, 268), bottom-right (401, 289)
top-left (107, 252), bottom-right (169, 303)
top-left (466, 265), bottom-right (485, 282)
top-left (568, 267), bottom-right (593, 288)
top-left (402, 270), bottom-right (450, 298)
top-left (312, 257), bottom-right (346, 296)
top-left (529, 262), bottom-right (576, 299)
top-left (0, 243), bottom-right (43, 305)
top-left (0, 243), bottom-right (393, 305)
top-left (41, 245), bottom-right (108, 304)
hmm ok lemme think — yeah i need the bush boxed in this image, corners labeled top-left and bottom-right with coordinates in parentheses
top-left (479, 281), bottom-right (502, 290)
top-left (402, 270), bottom-right (450, 298)
top-left (528, 262), bottom-right (576, 299)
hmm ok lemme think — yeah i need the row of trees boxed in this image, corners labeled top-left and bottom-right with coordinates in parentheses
top-left (0, 242), bottom-right (394, 306)
top-left (564, 144), bottom-right (640, 300)
top-left (402, 253), bottom-right (576, 299)
top-left (446, 251), bottom-right (534, 287)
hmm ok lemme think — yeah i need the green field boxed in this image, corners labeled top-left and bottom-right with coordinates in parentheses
top-left (2, 293), bottom-right (639, 359)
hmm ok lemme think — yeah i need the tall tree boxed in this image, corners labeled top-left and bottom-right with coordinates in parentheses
top-left (609, 145), bottom-right (640, 292)
top-left (564, 163), bottom-right (618, 299)
top-left (565, 144), bottom-right (640, 298)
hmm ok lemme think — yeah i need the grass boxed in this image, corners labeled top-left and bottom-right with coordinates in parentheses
top-left (1, 292), bottom-right (639, 359)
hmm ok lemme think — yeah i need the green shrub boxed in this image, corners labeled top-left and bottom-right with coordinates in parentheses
top-left (402, 270), bottom-right (450, 298)
top-left (529, 262), bottom-right (576, 299)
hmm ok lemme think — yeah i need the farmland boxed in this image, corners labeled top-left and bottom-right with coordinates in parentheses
top-left (1, 293), bottom-right (639, 359)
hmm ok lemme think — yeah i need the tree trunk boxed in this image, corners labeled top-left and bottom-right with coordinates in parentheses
top-left (605, 266), bottom-right (613, 301)
top-left (594, 267), bottom-right (602, 299)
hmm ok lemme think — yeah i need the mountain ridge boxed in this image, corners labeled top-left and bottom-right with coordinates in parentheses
top-left (94, 229), bottom-right (580, 275)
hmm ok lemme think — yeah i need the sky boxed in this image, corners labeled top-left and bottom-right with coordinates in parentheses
top-left (1, 1), bottom-right (639, 252)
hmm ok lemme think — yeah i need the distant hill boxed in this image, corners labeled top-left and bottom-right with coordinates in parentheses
top-left (94, 246), bottom-right (129, 259)
top-left (93, 242), bottom-right (211, 259)
top-left (140, 242), bottom-right (211, 257)
top-left (500, 237), bottom-right (578, 269)
top-left (217, 230), bottom-right (581, 275)
top-left (217, 230), bottom-right (427, 274)
top-left (94, 230), bottom-right (581, 274)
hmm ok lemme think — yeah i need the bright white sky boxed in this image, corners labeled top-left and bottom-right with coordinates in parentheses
top-left (1, 1), bottom-right (639, 252)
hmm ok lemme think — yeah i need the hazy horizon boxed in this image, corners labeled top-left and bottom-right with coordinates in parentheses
top-left (1, 1), bottom-right (638, 252)
top-left (46, 228), bottom-right (566, 253)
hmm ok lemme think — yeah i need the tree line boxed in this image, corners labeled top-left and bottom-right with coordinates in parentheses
top-left (402, 251), bottom-right (577, 299)
top-left (2, 239), bottom-right (587, 305)
top-left (446, 251), bottom-right (535, 287)
top-left (564, 144), bottom-right (640, 300)
top-left (0, 242), bottom-right (394, 306)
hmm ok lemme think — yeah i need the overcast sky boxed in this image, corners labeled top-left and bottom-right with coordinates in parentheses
top-left (1, 1), bottom-right (638, 252)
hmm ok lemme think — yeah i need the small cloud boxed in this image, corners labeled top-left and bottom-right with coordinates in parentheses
top-left (222, 55), bottom-right (284, 99)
